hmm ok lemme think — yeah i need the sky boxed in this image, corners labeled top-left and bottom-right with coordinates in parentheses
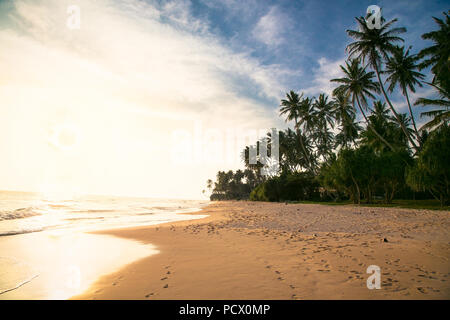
top-left (0, 0), bottom-right (448, 199)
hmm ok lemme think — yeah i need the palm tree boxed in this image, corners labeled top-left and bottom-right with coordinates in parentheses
top-left (361, 101), bottom-right (395, 151)
top-left (280, 91), bottom-right (301, 123)
top-left (415, 81), bottom-right (450, 130)
top-left (279, 91), bottom-right (315, 172)
top-left (332, 91), bottom-right (355, 124)
top-left (297, 96), bottom-right (316, 133)
top-left (346, 16), bottom-right (419, 150)
top-left (313, 93), bottom-right (335, 129)
top-left (417, 11), bottom-right (450, 88)
top-left (396, 113), bottom-right (416, 145)
top-left (315, 127), bottom-right (335, 159)
top-left (278, 128), bottom-right (313, 173)
top-left (384, 46), bottom-right (425, 141)
top-left (311, 94), bottom-right (335, 160)
top-left (331, 59), bottom-right (395, 151)
top-left (332, 92), bottom-right (361, 148)
top-left (335, 116), bottom-right (361, 149)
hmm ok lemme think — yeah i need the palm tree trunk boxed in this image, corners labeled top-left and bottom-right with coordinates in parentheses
top-left (295, 120), bottom-right (315, 174)
top-left (350, 172), bottom-right (360, 204)
top-left (404, 88), bottom-right (421, 143)
top-left (354, 95), bottom-right (396, 151)
top-left (373, 60), bottom-right (419, 151)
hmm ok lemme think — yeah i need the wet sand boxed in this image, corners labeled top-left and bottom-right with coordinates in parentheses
top-left (0, 231), bottom-right (157, 299)
top-left (72, 201), bottom-right (450, 299)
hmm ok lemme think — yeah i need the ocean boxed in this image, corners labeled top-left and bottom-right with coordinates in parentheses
top-left (0, 190), bottom-right (209, 299)
top-left (0, 190), bottom-right (209, 237)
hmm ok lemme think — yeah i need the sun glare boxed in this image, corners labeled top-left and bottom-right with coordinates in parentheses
top-left (48, 123), bottom-right (81, 153)
top-left (38, 182), bottom-right (79, 201)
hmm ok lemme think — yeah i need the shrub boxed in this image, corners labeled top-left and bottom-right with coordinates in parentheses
top-left (249, 173), bottom-right (321, 202)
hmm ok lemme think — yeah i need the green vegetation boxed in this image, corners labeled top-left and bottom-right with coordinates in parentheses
top-left (249, 172), bottom-right (321, 202)
top-left (292, 199), bottom-right (447, 211)
top-left (207, 11), bottom-right (450, 208)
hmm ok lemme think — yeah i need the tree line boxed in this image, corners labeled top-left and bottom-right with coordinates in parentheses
top-left (206, 11), bottom-right (449, 206)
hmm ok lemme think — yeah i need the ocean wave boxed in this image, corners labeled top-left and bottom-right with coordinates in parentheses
top-left (64, 216), bottom-right (105, 221)
top-left (69, 209), bottom-right (116, 213)
top-left (135, 212), bottom-right (155, 216)
top-left (0, 228), bottom-right (44, 237)
top-left (0, 207), bottom-right (41, 221)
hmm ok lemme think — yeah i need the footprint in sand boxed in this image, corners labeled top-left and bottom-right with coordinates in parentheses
top-left (417, 287), bottom-right (427, 294)
top-left (145, 293), bottom-right (154, 298)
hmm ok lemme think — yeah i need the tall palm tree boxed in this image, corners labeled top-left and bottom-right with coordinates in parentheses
top-left (331, 59), bottom-right (395, 151)
top-left (415, 81), bottom-right (450, 130)
top-left (279, 91), bottom-right (314, 172)
top-left (396, 113), bottom-right (416, 144)
top-left (332, 92), bottom-right (361, 148)
top-left (417, 11), bottom-right (450, 88)
top-left (335, 117), bottom-right (361, 149)
top-left (297, 96), bottom-right (316, 133)
top-left (278, 128), bottom-right (314, 173)
top-left (361, 101), bottom-right (412, 152)
top-left (361, 101), bottom-right (393, 151)
top-left (279, 91), bottom-right (301, 123)
top-left (315, 125), bottom-right (335, 160)
top-left (346, 16), bottom-right (418, 150)
top-left (278, 129), bottom-right (299, 173)
top-left (384, 46), bottom-right (425, 141)
top-left (313, 93), bottom-right (335, 129)
top-left (332, 91), bottom-right (355, 125)
top-left (312, 94), bottom-right (335, 160)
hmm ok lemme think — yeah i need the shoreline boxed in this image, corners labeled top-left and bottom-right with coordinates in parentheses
top-left (72, 201), bottom-right (450, 300)
top-left (0, 206), bottom-right (208, 299)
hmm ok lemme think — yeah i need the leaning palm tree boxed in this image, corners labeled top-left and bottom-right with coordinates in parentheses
top-left (384, 46), bottom-right (425, 141)
top-left (331, 59), bottom-right (395, 151)
top-left (417, 11), bottom-right (450, 88)
top-left (279, 91), bottom-right (314, 172)
top-left (415, 81), bottom-right (450, 131)
top-left (396, 113), bottom-right (416, 145)
top-left (346, 16), bottom-right (418, 150)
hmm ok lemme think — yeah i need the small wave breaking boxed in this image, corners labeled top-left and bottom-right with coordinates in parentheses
top-left (0, 208), bottom-right (41, 221)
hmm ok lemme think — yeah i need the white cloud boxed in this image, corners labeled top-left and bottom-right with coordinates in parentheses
top-left (252, 6), bottom-right (289, 48)
top-left (391, 87), bottom-right (436, 112)
top-left (303, 57), bottom-right (346, 97)
top-left (0, 0), bottom-right (289, 198)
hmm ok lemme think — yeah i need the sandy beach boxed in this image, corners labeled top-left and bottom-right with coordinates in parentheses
top-left (73, 201), bottom-right (450, 300)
